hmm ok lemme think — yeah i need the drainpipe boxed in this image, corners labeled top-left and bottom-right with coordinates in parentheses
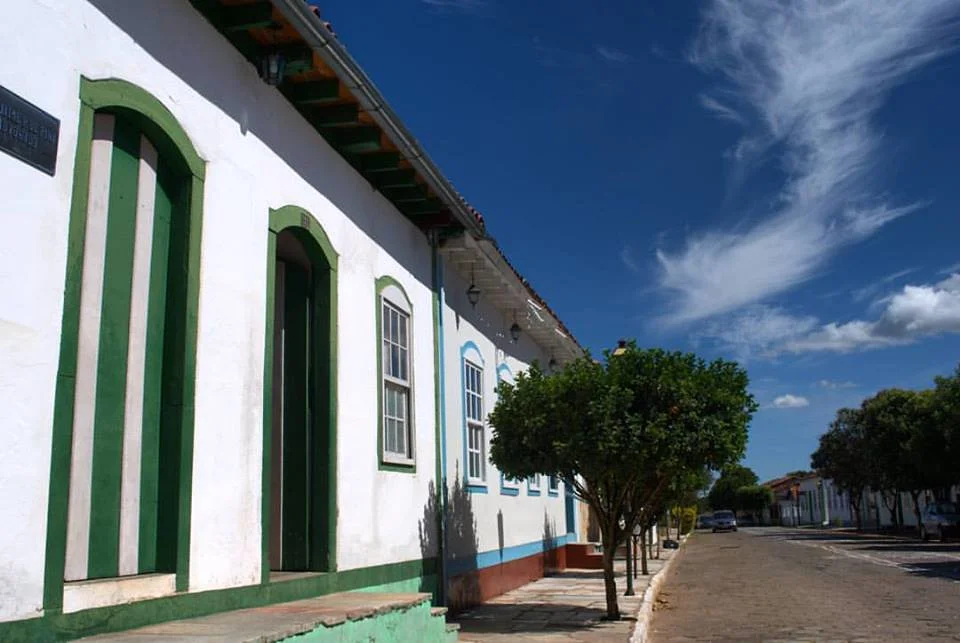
top-left (271, 0), bottom-right (487, 239)
top-left (429, 231), bottom-right (450, 605)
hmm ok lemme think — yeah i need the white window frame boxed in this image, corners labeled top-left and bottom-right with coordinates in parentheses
top-left (528, 474), bottom-right (541, 493)
top-left (380, 284), bottom-right (414, 466)
top-left (464, 359), bottom-right (485, 484)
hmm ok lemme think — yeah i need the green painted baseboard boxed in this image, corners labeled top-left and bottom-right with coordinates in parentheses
top-left (0, 558), bottom-right (437, 642)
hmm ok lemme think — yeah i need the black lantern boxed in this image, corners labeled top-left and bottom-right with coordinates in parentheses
top-left (509, 322), bottom-right (521, 342)
top-left (259, 51), bottom-right (287, 86)
top-left (466, 283), bottom-right (481, 307)
top-left (548, 357), bottom-right (558, 371)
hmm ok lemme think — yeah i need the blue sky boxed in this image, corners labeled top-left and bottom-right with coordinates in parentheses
top-left (323, 1), bottom-right (960, 481)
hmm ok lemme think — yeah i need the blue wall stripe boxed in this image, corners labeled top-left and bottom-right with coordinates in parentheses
top-left (447, 533), bottom-right (570, 577)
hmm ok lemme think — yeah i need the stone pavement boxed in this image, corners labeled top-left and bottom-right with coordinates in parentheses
top-left (649, 527), bottom-right (960, 642)
top-left (453, 547), bottom-right (676, 642)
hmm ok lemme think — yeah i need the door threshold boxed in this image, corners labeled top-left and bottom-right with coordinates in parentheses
top-left (269, 570), bottom-right (328, 584)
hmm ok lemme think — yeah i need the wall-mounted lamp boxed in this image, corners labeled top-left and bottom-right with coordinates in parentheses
top-left (259, 51), bottom-right (287, 86)
top-left (548, 357), bottom-right (558, 372)
top-left (466, 283), bottom-right (481, 307)
top-left (509, 322), bottom-right (521, 343)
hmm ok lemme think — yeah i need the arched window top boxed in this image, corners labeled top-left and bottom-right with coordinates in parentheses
top-left (268, 206), bottom-right (338, 271)
top-left (376, 276), bottom-right (412, 315)
top-left (79, 76), bottom-right (204, 180)
top-left (460, 341), bottom-right (484, 367)
top-left (496, 363), bottom-right (514, 384)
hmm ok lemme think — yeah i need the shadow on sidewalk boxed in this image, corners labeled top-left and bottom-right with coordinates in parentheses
top-left (456, 602), bottom-right (616, 636)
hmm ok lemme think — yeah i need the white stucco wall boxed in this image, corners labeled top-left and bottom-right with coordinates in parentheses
top-left (0, 0), bottom-right (441, 619)
top-left (440, 263), bottom-right (569, 564)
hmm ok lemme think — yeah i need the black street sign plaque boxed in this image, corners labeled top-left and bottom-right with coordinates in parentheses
top-left (0, 84), bottom-right (60, 176)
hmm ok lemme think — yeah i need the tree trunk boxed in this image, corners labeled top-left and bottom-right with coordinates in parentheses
top-left (881, 492), bottom-right (897, 529)
top-left (600, 540), bottom-right (620, 620)
top-left (851, 498), bottom-right (863, 531)
top-left (896, 493), bottom-right (904, 530)
top-left (910, 490), bottom-right (922, 534)
top-left (640, 526), bottom-right (649, 575)
top-left (675, 507), bottom-right (681, 540)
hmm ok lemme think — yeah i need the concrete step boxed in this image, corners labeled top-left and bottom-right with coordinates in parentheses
top-left (80, 591), bottom-right (454, 642)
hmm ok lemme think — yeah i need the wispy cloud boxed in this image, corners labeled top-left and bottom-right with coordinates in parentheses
top-left (655, 0), bottom-right (960, 326)
top-left (694, 305), bottom-right (817, 361)
top-left (620, 246), bottom-right (640, 273)
top-left (851, 267), bottom-right (916, 303)
top-left (785, 273), bottom-right (960, 353)
top-left (699, 94), bottom-right (744, 125)
top-left (697, 273), bottom-right (960, 355)
top-left (940, 262), bottom-right (960, 274)
top-left (817, 379), bottom-right (857, 390)
top-left (771, 394), bottom-right (810, 409)
top-left (595, 45), bottom-right (631, 64)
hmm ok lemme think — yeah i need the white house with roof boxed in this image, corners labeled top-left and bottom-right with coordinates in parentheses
top-left (0, 1), bottom-right (585, 638)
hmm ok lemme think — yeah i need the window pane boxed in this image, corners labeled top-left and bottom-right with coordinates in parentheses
top-left (399, 315), bottom-right (407, 348)
top-left (391, 345), bottom-right (400, 378)
top-left (397, 389), bottom-right (406, 420)
top-left (396, 417), bottom-right (406, 454)
top-left (385, 418), bottom-right (395, 453)
top-left (382, 304), bottom-right (390, 342)
top-left (399, 347), bottom-right (408, 381)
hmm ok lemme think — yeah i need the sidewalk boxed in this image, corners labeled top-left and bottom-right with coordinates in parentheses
top-left (452, 546), bottom-right (678, 642)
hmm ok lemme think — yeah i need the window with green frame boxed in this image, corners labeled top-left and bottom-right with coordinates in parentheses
top-left (377, 278), bottom-right (414, 467)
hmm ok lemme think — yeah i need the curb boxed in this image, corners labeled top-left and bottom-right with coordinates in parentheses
top-left (629, 535), bottom-right (688, 643)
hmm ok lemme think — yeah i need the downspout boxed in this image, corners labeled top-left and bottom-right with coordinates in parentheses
top-left (429, 230), bottom-right (450, 605)
top-left (270, 0), bottom-right (487, 239)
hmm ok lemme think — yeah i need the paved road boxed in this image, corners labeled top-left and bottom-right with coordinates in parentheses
top-left (649, 527), bottom-right (960, 642)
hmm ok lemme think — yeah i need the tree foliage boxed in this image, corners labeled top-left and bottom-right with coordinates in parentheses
top-left (489, 343), bottom-right (756, 619)
top-left (735, 484), bottom-right (773, 521)
top-left (707, 464), bottom-right (759, 511)
top-left (811, 365), bottom-right (960, 532)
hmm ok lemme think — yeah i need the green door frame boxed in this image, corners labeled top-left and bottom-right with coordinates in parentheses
top-left (44, 76), bottom-right (205, 610)
top-left (262, 205), bottom-right (339, 582)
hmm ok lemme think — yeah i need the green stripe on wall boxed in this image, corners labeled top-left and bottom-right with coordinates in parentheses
top-left (138, 157), bottom-right (174, 573)
top-left (88, 117), bottom-right (141, 579)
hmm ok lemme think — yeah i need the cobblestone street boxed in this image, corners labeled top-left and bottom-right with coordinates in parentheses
top-left (650, 527), bottom-right (960, 642)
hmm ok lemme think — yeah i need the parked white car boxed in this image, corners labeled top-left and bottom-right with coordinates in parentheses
top-left (920, 502), bottom-right (959, 542)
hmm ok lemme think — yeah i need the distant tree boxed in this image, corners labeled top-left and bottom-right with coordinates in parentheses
top-left (930, 366), bottom-right (960, 497)
top-left (811, 408), bottom-right (870, 530)
top-left (489, 344), bottom-right (755, 620)
top-left (736, 485), bottom-right (774, 524)
top-left (785, 470), bottom-right (811, 478)
top-left (707, 464), bottom-right (759, 511)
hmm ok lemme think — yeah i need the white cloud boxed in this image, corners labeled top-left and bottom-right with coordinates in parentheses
top-left (694, 305), bottom-right (817, 360)
top-left (851, 267), bottom-right (916, 302)
top-left (772, 394), bottom-right (810, 409)
top-left (785, 273), bottom-right (960, 353)
top-left (699, 94), bottom-right (744, 125)
top-left (655, 0), bottom-right (960, 326)
top-left (596, 45), bottom-right (631, 64)
top-left (817, 379), bottom-right (857, 389)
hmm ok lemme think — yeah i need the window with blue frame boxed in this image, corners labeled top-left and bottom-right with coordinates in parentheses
top-left (464, 360), bottom-right (485, 484)
top-left (528, 474), bottom-right (541, 495)
top-left (548, 475), bottom-right (559, 495)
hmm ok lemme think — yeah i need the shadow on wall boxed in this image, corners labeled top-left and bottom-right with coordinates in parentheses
top-left (419, 468), bottom-right (479, 610)
top-left (542, 511), bottom-right (561, 574)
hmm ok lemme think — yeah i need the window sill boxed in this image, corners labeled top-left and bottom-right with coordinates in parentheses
top-left (500, 485), bottom-right (520, 496)
top-left (548, 490), bottom-right (559, 497)
top-left (465, 482), bottom-right (488, 494)
top-left (527, 489), bottom-right (541, 496)
top-left (380, 457), bottom-right (416, 473)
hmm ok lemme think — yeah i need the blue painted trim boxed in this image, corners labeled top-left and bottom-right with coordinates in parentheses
top-left (432, 241), bottom-right (449, 604)
top-left (447, 534), bottom-right (570, 577)
top-left (527, 474), bottom-right (541, 496)
top-left (460, 341), bottom-right (487, 492)
top-left (500, 485), bottom-right (519, 496)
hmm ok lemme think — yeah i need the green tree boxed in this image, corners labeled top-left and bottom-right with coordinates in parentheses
top-left (930, 366), bottom-right (960, 496)
top-left (488, 343), bottom-right (755, 620)
top-left (707, 464), bottom-right (759, 511)
top-left (811, 408), bottom-right (870, 530)
top-left (735, 485), bottom-right (774, 524)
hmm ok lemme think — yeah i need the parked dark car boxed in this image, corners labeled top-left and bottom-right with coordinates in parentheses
top-left (920, 502), bottom-right (959, 542)
top-left (712, 510), bottom-right (737, 532)
top-left (696, 513), bottom-right (714, 530)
